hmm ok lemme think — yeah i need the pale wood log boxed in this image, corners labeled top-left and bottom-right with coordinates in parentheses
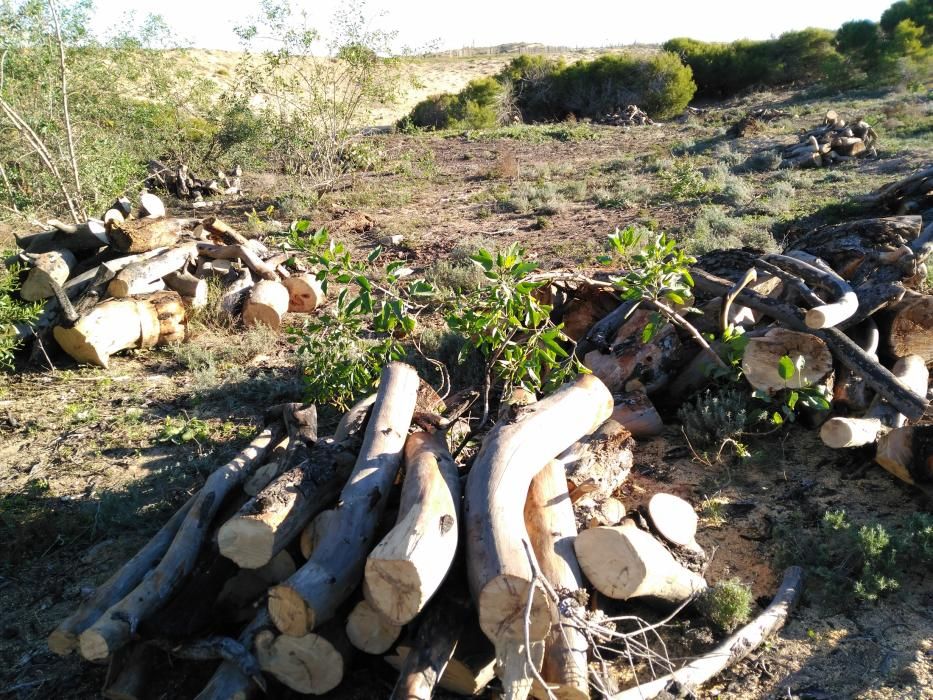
top-left (386, 629), bottom-right (498, 697)
top-left (218, 437), bottom-right (358, 569)
top-left (108, 244), bottom-right (198, 297)
top-left (334, 393), bottom-right (377, 442)
top-left (197, 243), bottom-right (279, 281)
top-left (880, 294), bottom-right (933, 364)
top-left (268, 362), bottom-right (420, 636)
top-left (365, 430), bottom-right (461, 625)
top-left (578, 300), bottom-right (638, 355)
top-left (831, 137), bottom-right (865, 157)
top-left (575, 496), bottom-right (626, 529)
top-left (465, 374), bottom-right (613, 646)
top-left (647, 493), bottom-right (699, 549)
top-left (255, 621), bottom-right (351, 695)
top-left (346, 598), bottom-right (403, 654)
top-left (242, 279), bottom-right (289, 330)
top-left (164, 269), bottom-right (208, 308)
top-left (820, 417), bottom-right (885, 449)
top-left (20, 249), bottom-right (76, 301)
top-left (103, 644), bottom-right (156, 700)
top-left (107, 218), bottom-right (194, 253)
top-left (220, 269), bottom-right (253, 316)
top-left (300, 509), bottom-right (339, 559)
top-left (103, 208), bottom-right (124, 225)
top-left (53, 291), bottom-right (186, 368)
top-left (574, 523), bottom-right (706, 603)
top-left (139, 192), bottom-right (165, 218)
top-left (16, 219), bottom-right (108, 253)
top-left (202, 217), bottom-right (266, 253)
top-left (558, 417), bottom-right (634, 504)
top-left (283, 274), bottom-right (325, 313)
top-left (241, 437), bottom-right (290, 497)
top-left (47, 497), bottom-right (196, 655)
top-left (763, 253), bottom-right (858, 329)
top-left (609, 566), bottom-right (803, 700)
top-left (875, 425), bottom-right (933, 486)
top-left (77, 422), bottom-right (286, 661)
top-left (498, 640), bottom-right (546, 700)
top-left (524, 459), bottom-right (589, 700)
top-left (741, 327), bottom-right (833, 394)
top-left (609, 392), bottom-right (663, 437)
top-left (832, 320), bottom-right (879, 414)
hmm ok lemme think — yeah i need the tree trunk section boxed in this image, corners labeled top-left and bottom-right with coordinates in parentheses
top-left (386, 626), bottom-right (498, 697)
top-left (346, 598), bottom-right (402, 654)
top-left (108, 218), bottom-right (189, 253)
top-left (254, 621), bottom-right (351, 695)
top-left (283, 274), bottom-right (325, 313)
top-left (108, 244), bottom-right (198, 297)
top-left (741, 328), bottom-right (833, 394)
top-left (558, 417), bottom-right (634, 503)
top-left (21, 249), bottom-right (76, 301)
top-left (875, 425), bottom-right (933, 486)
top-left (242, 280), bottom-right (289, 330)
top-left (609, 392), bottom-right (664, 438)
top-left (881, 295), bottom-right (933, 364)
top-left (197, 243), bottom-right (279, 281)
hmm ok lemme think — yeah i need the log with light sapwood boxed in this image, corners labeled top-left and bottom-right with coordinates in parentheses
top-left (268, 363), bottom-right (420, 636)
top-left (163, 268), bottom-right (208, 308)
top-left (107, 218), bottom-right (193, 253)
top-left (821, 355), bottom-right (929, 449)
top-left (242, 437), bottom-right (290, 497)
top-left (647, 493), bottom-right (702, 553)
top-left (202, 217), bottom-right (266, 253)
top-left (16, 220), bottom-right (109, 253)
top-left (77, 421), bottom-right (286, 661)
top-left (388, 595), bottom-right (470, 700)
top-left (242, 279), bottom-right (290, 330)
top-left (524, 459), bottom-right (589, 700)
top-left (609, 391), bottom-right (663, 438)
top-left (574, 496), bottom-right (626, 529)
top-left (875, 425), bottom-right (933, 486)
top-left (197, 243), bottom-right (279, 281)
top-left (254, 621), bottom-right (352, 695)
top-left (741, 327), bottom-right (833, 394)
top-left (48, 496), bottom-right (196, 655)
top-left (103, 644), bottom-right (157, 700)
top-left (365, 430), bottom-right (461, 625)
top-left (139, 192), bottom-right (165, 218)
top-left (762, 253), bottom-right (857, 329)
top-left (498, 640), bottom-right (546, 700)
top-left (283, 274), bottom-right (325, 313)
top-left (609, 566), bottom-right (803, 700)
top-left (217, 550), bottom-right (298, 614)
top-left (574, 522), bottom-right (706, 603)
top-left (465, 374), bottom-right (613, 648)
top-left (691, 267), bottom-right (928, 420)
top-left (346, 598), bottom-right (403, 654)
top-left (879, 294), bottom-right (933, 364)
top-left (865, 166), bottom-right (931, 216)
top-left (558, 417), bottom-right (634, 504)
top-left (220, 269), bottom-right (254, 316)
top-left (334, 393), bottom-right (377, 442)
top-left (53, 290), bottom-right (187, 368)
top-left (300, 509), bottom-right (338, 559)
top-left (832, 320), bottom-right (880, 414)
top-left (20, 249), bottom-right (77, 301)
top-left (107, 243), bottom-right (198, 297)
top-left (386, 629), bottom-right (499, 697)
top-left (218, 437), bottom-right (358, 569)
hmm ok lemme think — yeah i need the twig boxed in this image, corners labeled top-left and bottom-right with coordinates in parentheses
top-left (720, 267), bottom-right (757, 333)
top-left (48, 0), bottom-right (84, 221)
top-left (645, 298), bottom-right (726, 368)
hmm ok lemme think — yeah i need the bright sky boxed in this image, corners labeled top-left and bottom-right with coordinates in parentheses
top-left (92, 0), bottom-right (894, 52)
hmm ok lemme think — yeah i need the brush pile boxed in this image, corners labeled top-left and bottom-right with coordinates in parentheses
top-left (728, 107), bottom-right (791, 137)
top-left (147, 160), bottom-right (243, 201)
top-left (600, 105), bottom-right (653, 126)
top-left (780, 110), bottom-right (877, 168)
top-left (9, 193), bottom-right (321, 368)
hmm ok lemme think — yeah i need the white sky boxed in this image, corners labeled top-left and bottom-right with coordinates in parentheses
top-left (92, 0), bottom-right (894, 51)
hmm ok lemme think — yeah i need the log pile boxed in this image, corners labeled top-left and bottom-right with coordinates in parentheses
top-left (728, 107), bottom-right (791, 137)
top-left (146, 159), bottom-right (243, 201)
top-left (863, 165), bottom-right (932, 219)
top-left (779, 110), bottom-right (877, 169)
top-left (600, 105), bottom-right (654, 126)
top-left (9, 193), bottom-right (321, 368)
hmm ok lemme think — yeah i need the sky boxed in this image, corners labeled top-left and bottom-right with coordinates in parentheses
top-left (91, 0), bottom-right (895, 52)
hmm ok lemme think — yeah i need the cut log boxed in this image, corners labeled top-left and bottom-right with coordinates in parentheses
top-left (524, 459), bottom-right (589, 700)
top-left (164, 269), bottom-right (208, 308)
top-left (497, 640), bottom-right (546, 700)
top-left (77, 422), bottom-right (286, 661)
top-left (17, 220), bottom-right (109, 253)
top-left (283, 274), bottom-right (325, 313)
top-left (220, 269), bottom-right (254, 316)
top-left (218, 437), bottom-right (358, 569)
top-left (832, 321), bottom-right (880, 414)
top-left (107, 244), bottom-right (198, 297)
top-left (609, 566), bottom-right (803, 700)
top-left (255, 623), bottom-right (351, 695)
top-left (197, 243), bottom-right (279, 281)
top-left (609, 392), bottom-right (663, 437)
top-left (346, 598), bottom-right (403, 654)
top-left (575, 496), bottom-right (626, 529)
top-left (53, 290), bottom-right (187, 368)
top-left (574, 522), bottom-right (706, 603)
top-left (48, 496), bottom-right (196, 655)
top-left (741, 327), bottom-right (833, 394)
top-left (465, 374), bottom-right (613, 647)
top-left (386, 629), bottom-right (498, 697)
top-left (193, 610), bottom-right (275, 700)
top-left (558, 417), bottom-right (634, 504)
top-left (300, 509), bottom-right (339, 559)
top-left (647, 493), bottom-right (699, 549)
top-left (218, 551), bottom-right (298, 612)
top-left (20, 249), bottom-right (77, 301)
top-left (557, 286), bottom-right (622, 344)
top-left (268, 363), bottom-right (420, 636)
top-left (242, 437), bottom-right (289, 497)
top-left (880, 295), bottom-right (933, 364)
top-left (334, 393), bottom-right (377, 442)
top-left (202, 217), bottom-right (265, 253)
top-left (365, 430), bottom-right (461, 625)
top-left (107, 218), bottom-right (190, 253)
top-left (875, 425), bottom-right (933, 486)
top-left (242, 279), bottom-right (289, 330)
top-left (139, 192), bottom-right (166, 218)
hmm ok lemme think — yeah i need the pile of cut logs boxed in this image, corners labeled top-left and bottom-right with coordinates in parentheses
top-left (9, 193), bottom-right (322, 368)
top-left (864, 165), bottom-right (932, 219)
top-left (780, 110), bottom-right (877, 169)
top-left (49, 363), bottom-right (803, 700)
top-left (600, 105), bottom-right (654, 126)
top-left (146, 160), bottom-right (243, 202)
top-left (728, 107), bottom-right (791, 137)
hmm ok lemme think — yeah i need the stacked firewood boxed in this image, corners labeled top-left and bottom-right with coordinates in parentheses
top-left (573, 212), bottom-right (932, 490)
top-left (780, 110), bottom-right (877, 169)
top-left (600, 105), bottom-right (654, 126)
top-left (864, 166), bottom-right (932, 218)
top-left (728, 107), bottom-right (791, 137)
top-left (146, 159), bottom-right (243, 201)
top-left (9, 193), bottom-right (322, 368)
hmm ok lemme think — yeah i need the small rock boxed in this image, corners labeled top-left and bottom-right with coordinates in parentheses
top-left (379, 234), bottom-right (404, 246)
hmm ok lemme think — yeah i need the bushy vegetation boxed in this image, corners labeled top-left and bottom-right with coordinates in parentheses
top-left (404, 77), bottom-right (504, 130)
top-left (697, 578), bottom-right (754, 633)
top-left (0, 260), bottom-right (41, 368)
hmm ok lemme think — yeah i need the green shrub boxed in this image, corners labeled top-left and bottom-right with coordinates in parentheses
top-left (0, 261), bottom-right (42, 369)
top-left (405, 78), bottom-right (502, 130)
top-left (697, 578), bottom-right (754, 633)
top-left (407, 93), bottom-right (459, 129)
top-left (678, 385), bottom-right (753, 450)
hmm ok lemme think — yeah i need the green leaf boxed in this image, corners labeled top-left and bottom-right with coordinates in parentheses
top-left (367, 245), bottom-right (383, 263)
top-left (777, 355), bottom-right (796, 381)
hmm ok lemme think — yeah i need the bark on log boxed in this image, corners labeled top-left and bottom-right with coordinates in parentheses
top-left (218, 437), bottom-right (358, 569)
top-left (574, 523), bottom-right (706, 603)
top-left (77, 422), bottom-right (286, 661)
top-left (558, 417), bottom-right (634, 504)
top-left (609, 392), bottom-right (664, 438)
top-left (103, 644), bottom-right (157, 700)
top-left (108, 218), bottom-right (193, 253)
top-left (334, 394), bottom-right (377, 443)
top-left (48, 497), bottom-right (197, 655)
top-left (53, 291), bottom-right (187, 368)
top-left (609, 566), bottom-right (804, 700)
top-left (365, 430), bottom-right (461, 625)
top-left (578, 300), bottom-right (637, 355)
top-left (762, 253), bottom-right (857, 329)
top-left (386, 627), bottom-right (498, 697)
top-left (20, 249), bottom-right (77, 301)
top-left (202, 217), bottom-right (265, 253)
top-left (254, 621), bottom-right (351, 695)
top-left (163, 269), bottom-right (208, 309)
top-left (346, 598), bottom-right (403, 654)
top-left (193, 611), bottom-right (275, 700)
top-left (242, 280), bottom-right (289, 330)
top-left (220, 269), bottom-right (253, 316)
top-left (875, 425), bottom-right (933, 486)
top-left (268, 363), bottom-right (420, 636)
top-left (16, 220), bottom-right (108, 254)
top-left (465, 374), bottom-right (613, 646)
top-left (300, 509), bottom-right (338, 559)
top-left (524, 459), bottom-right (589, 700)
top-left (197, 243), bottom-right (279, 281)
top-left (108, 244), bottom-right (198, 297)
top-left (741, 328), bottom-right (833, 394)
top-left (880, 294), bottom-right (933, 364)
top-left (283, 274), bottom-right (325, 313)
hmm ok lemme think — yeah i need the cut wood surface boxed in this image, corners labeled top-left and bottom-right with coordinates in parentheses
top-left (465, 374), bottom-right (613, 646)
top-left (107, 218), bottom-right (187, 253)
top-left (876, 425), bottom-right (933, 486)
top-left (255, 622), bottom-right (351, 695)
top-left (647, 493), bottom-right (699, 549)
top-left (300, 509), bottom-right (339, 559)
top-left (524, 459), bottom-right (589, 700)
top-left (881, 295), bottom-right (933, 364)
top-left (386, 630), bottom-right (498, 697)
top-left (268, 363), bottom-right (420, 636)
top-left (139, 192), bottom-right (165, 218)
top-left (283, 274), bottom-right (325, 312)
top-left (741, 328), bottom-right (833, 394)
top-left (345, 598), bottom-right (402, 654)
top-left (609, 566), bottom-right (804, 700)
top-left (242, 279), bottom-right (289, 330)
top-left (53, 290), bottom-right (186, 368)
top-left (77, 422), bottom-right (286, 661)
top-left (558, 417), bottom-right (634, 503)
top-left (574, 522), bottom-right (706, 603)
top-left (609, 392), bottom-right (664, 438)
top-left (365, 430), bottom-right (461, 625)
top-left (21, 249), bottom-right (77, 301)
top-left (107, 243), bottom-right (197, 297)
top-left (163, 269), bottom-right (208, 308)
top-left (197, 243), bottom-right (279, 281)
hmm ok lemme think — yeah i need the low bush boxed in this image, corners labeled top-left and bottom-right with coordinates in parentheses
top-left (405, 77), bottom-right (503, 130)
top-left (697, 578), bottom-right (754, 633)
